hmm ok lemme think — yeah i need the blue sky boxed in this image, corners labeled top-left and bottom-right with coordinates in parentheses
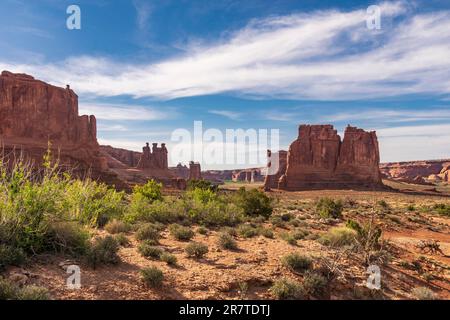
top-left (1, 0), bottom-right (449, 169)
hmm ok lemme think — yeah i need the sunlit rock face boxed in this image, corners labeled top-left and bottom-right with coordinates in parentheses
top-left (268, 124), bottom-right (383, 190)
top-left (0, 70), bottom-right (106, 171)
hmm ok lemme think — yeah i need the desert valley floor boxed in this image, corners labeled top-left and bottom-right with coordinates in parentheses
top-left (11, 181), bottom-right (449, 300)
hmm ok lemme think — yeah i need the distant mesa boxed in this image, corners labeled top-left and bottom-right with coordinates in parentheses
top-left (380, 159), bottom-right (450, 184)
top-left (264, 124), bottom-right (384, 190)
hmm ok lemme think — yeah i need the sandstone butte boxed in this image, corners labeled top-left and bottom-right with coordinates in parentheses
top-left (265, 124), bottom-right (383, 190)
top-left (0, 71), bottom-right (107, 173)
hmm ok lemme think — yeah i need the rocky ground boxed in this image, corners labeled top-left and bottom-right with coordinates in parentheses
top-left (4, 183), bottom-right (450, 300)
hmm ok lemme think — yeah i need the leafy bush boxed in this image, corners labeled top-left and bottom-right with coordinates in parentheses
top-left (105, 219), bottom-right (130, 234)
top-left (260, 228), bottom-right (274, 239)
top-left (126, 198), bottom-right (185, 224)
top-left (43, 221), bottom-right (90, 256)
top-left (433, 203), bottom-right (450, 217)
top-left (292, 228), bottom-right (309, 240)
top-left (114, 233), bottom-right (130, 247)
top-left (133, 180), bottom-right (163, 203)
top-left (160, 252), bottom-right (178, 266)
top-left (238, 224), bottom-right (259, 238)
top-left (141, 266), bottom-right (164, 288)
top-left (281, 253), bottom-right (313, 273)
top-left (169, 224), bottom-right (194, 241)
top-left (64, 179), bottom-right (125, 227)
top-left (271, 278), bottom-right (306, 300)
top-left (187, 179), bottom-right (218, 192)
top-left (221, 227), bottom-right (238, 237)
top-left (270, 215), bottom-right (286, 228)
top-left (185, 242), bottom-right (208, 258)
top-left (316, 198), bottom-right (343, 219)
top-left (0, 244), bottom-right (26, 270)
top-left (280, 232), bottom-right (297, 246)
top-left (217, 233), bottom-right (238, 250)
top-left (318, 227), bottom-right (357, 247)
top-left (197, 226), bottom-right (209, 235)
top-left (86, 236), bottom-right (120, 268)
top-left (0, 278), bottom-right (50, 300)
top-left (138, 244), bottom-right (163, 260)
top-left (234, 188), bottom-right (273, 218)
top-left (135, 224), bottom-right (160, 242)
top-left (17, 285), bottom-right (50, 300)
top-left (302, 271), bottom-right (328, 297)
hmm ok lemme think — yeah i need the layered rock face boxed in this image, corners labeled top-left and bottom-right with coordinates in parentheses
top-left (264, 150), bottom-right (287, 189)
top-left (275, 124), bottom-right (382, 190)
top-left (189, 161), bottom-right (202, 180)
top-left (0, 71), bottom-right (106, 171)
top-left (202, 170), bottom-right (233, 183)
top-left (100, 145), bottom-right (141, 168)
top-left (232, 169), bottom-right (264, 183)
top-left (380, 160), bottom-right (450, 184)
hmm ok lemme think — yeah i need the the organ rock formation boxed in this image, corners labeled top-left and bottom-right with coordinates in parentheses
top-left (0, 71), bottom-right (106, 171)
top-left (265, 124), bottom-right (383, 190)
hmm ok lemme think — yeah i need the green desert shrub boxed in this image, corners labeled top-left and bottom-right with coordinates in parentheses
top-left (114, 233), bottom-right (131, 247)
top-left (17, 285), bottom-right (50, 300)
top-left (135, 224), bottom-right (160, 242)
top-left (217, 233), bottom-right (238, 250)
top-left (105, 219), bottom-right (130, 234)
top-left (0, 244), bottom-right (26, 270)
top-left (138, 243), bottom-right (163, 260)
top-left (234, 188), bottom-right (273, 218)
top-left (141, 266), bottom-right (164, 288)
top-left (64, 179), bottom-right (125, 227)
top-left (160, 252), bottom-right (178, 266)
top-left (169, 224), bottom-right (194, 241)
top-left (187, 179), bottom-right (218, 192)
top-left (238, 224), bottom-right (259, 238)
top-left (43, 221), bottom-right (90, 256)
top-left (197, 226), bottom-right (209, 235)
top-left (302, 271), bottom-right (328, 297)
top-left (280, 232), bottom-right (297, 246)
top-left (281, 253), bottom-right (313, 273)
top-left (126, 198), bottom-right (185, 224)
top-left (433, 203), bottom-right (450, 217)
top-left (316, 198), bottom-right (343, 219)
top-left (319, 227), bottom-right (357, 247)
top-left (185, 242), bottom-right (208, 258)
top-left (260, 228), bottom-right (274, 239)
top-left (221, 227), bottom-right (238, 237)
top-left (271, 278), bottom-right (306, 300)
top-left (0, 278), bottom-right (50, 300)
top-left (133, 180), bottom-right (163, 203)
top-left (86, 236), bottom-right (120, 268)
top-left (292, 228), bottom-right (309, 240)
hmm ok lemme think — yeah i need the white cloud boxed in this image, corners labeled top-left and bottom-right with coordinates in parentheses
top-left (377, 124), bottom-right (450, 162)
top-left (2, 1), bottom-right (450, 100)
top-left (209, 110), bottom-right (243, 120)
top-left (79, 103), bottom-right (174, 121)
top-left (322, 108), bottom-right (450, 123)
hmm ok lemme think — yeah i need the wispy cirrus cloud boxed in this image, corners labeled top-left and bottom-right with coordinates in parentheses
top-left (2, 1), bottom-right (449, 101)
top-left (79, 103), bottom-right (175, 121)
top-left (377, 123), bottom-right (450, 162)
top-left (208, 110), bottom-right (243, 120)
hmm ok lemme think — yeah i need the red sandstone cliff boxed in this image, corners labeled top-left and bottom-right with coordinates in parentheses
top-left (0, 71), bottom-right (106, 171)
top-left (380, 159), bottom-right (450, 183)
top-left (274, 124), bottom-right (382, 190)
